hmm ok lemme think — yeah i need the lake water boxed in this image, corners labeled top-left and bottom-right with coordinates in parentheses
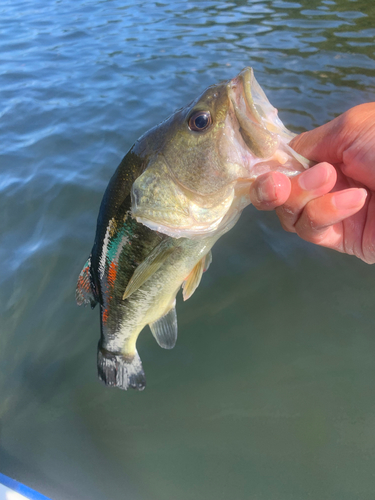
top-left (1, 1), bottom-right (375, 499)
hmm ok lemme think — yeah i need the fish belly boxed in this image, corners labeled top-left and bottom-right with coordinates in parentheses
top-left (98, 237), bottom-right (214, 390)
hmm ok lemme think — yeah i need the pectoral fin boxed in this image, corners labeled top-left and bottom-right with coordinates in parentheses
top-left (123, 239), bottom-right (176, 300)
top-left (182, 251), bottom-right (212, 301)
top-left (149, 305), bottom-right (178, 349)
top-left (203, 251), bottom-right (212, 272)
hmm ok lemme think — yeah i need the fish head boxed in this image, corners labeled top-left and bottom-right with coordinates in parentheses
top-left (132, 67), bottom-right (312, 238)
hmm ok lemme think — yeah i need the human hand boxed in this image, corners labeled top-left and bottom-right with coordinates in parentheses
top-left (250, 103), bottom-right (375, 264)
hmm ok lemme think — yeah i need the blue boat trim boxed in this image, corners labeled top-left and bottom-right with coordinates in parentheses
top-left (0, 472), bottom-right (51, 500)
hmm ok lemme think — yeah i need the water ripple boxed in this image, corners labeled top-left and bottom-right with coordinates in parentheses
top-left (1, 1), bottom-right (375, 498)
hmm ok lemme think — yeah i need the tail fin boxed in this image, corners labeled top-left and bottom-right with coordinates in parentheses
top-left (97, 344), bottom-right (146, 391)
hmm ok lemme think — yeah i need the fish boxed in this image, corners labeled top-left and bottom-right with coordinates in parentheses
top-left (76, 68), bottom-right (311, 391)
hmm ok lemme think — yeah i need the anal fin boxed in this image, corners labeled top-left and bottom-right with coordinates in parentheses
top-left (149, 305), bottom-right (178, 349)
top-left (182, 251), bottom-right (212, 301)
top-left (76, 256), bottom-right (98, 308)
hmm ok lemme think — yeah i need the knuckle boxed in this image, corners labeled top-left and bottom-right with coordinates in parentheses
top-left (276, 204), bottom-right (298, 232)
top-left (275, 204), bottom-right (293, 222)
top-left (277, 204), bottom-right (295, 217)
top-left (295, 221), bottom-right (326, 244)
top-left (295, 205), bottom-right (326, 242)
top-left (302, 204), bottom-right (319, 230)
top-left (341, 147), bottom-right (358, 175)
top-left (280, 222), bottom-right (295, 233)
top-left (277, 213), bottom-right (295, 233)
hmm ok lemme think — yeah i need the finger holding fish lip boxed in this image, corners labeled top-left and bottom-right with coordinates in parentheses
top-left (250, 172), bottom-right (291, 211)
top-left (275, 162), bottom-right (337, 232)
top-left (249, 162), bottom-right (336, 214)
top-left (250, 160), bottom-right (369, 256)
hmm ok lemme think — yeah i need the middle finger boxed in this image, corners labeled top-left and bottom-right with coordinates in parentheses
top-left (275, 162), bottom-right (337, 232)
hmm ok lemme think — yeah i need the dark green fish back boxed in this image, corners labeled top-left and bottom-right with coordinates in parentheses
top-left (86, 148), bottom-right (165, 337)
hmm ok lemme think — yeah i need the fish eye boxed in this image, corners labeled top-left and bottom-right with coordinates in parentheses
top-left (188, 111), bottom-right (212, 132)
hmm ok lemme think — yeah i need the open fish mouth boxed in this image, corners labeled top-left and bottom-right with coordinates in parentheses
top-left (230, 67), bottom-right (296, 144)
top-left (228, 67), bottom-right (312, 178)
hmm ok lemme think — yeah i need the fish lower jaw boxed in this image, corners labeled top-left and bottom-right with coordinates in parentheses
top-left (234, 138), bottom-right (310, 180)
top-left (135, 213), bottom-right (225, 239)
top-left (245, 155), bottom-right (310, 180)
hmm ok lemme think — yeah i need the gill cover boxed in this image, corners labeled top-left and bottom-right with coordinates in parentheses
top-left (131, 159), bottom-right (235, 238)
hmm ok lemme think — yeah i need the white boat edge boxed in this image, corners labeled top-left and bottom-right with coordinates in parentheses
top-left (0, 473), bottom-right (51, 500)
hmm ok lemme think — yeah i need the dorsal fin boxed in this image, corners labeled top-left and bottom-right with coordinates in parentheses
top-left (76, 257), bottom-right (98, 308)
top-left (122, 239), bottom-right (176, 300)
top-left (149, 304), bottom-right (178, 349)
top-left (182, 251), bottom-right (212, 301)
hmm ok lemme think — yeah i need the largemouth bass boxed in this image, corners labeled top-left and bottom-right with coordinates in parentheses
top-left (76, 68), bottom-right (311, 391)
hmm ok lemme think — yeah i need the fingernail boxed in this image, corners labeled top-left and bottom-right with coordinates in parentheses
top-left (332, 188), bottom-right (367, 209)
top-left (299, 164), bottom-right (329, 191)
top-left (256, 175), bottom-right (276, 203)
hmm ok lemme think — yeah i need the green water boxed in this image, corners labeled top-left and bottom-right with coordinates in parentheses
top-left (1, 0), bottom-right (375, 499)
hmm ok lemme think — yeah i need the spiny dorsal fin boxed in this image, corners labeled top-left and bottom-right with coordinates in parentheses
top-left (76, 256), bottom-right (98, 308)
top-left (182, 251), bottom-right (212, 301)
top-left (149, 304), bottom-right (178, 349)
top-left (123, 239), bottom-right (177, 300)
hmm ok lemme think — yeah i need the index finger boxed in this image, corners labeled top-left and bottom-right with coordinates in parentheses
top-left (249, 172), bottom-right (291, 211)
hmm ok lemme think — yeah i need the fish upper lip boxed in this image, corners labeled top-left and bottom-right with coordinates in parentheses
top-left (228, 67), bottom-right (261, 128)
top-left (236, 67), bottom-right (254, 113)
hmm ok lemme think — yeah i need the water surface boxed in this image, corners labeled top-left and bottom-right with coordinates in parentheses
top-left (1, 1), bottom-right (375, 499)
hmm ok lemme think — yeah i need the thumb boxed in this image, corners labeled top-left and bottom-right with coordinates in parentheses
top-left (290, 103), bottom-right (375, 189)
top-left (289, 113), bottom-right (348, 165)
